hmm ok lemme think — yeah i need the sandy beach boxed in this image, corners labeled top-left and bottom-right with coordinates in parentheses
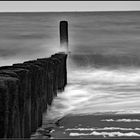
top-left (31, 113), bottom-right (140, 139)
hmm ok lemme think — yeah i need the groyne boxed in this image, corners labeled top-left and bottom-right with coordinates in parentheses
top-left (0, 52), bottom-right (67, 138)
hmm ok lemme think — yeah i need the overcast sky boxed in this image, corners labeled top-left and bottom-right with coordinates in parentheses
top-left (0, 1), bottom-right (140, 12)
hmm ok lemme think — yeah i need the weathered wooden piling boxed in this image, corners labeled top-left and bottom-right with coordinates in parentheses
top-left (60, 21), bottom-right (68, 53)
top-left (0, 53), bottom-right (67, 138)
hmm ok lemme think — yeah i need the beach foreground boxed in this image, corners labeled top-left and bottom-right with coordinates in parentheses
top-left (31, 113), bottom-right (140, 139)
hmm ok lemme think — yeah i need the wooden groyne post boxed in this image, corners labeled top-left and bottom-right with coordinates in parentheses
top-left (0, 21), bottom-right (68, 138)
top-left (60, 21), bottom-right (68, 53)
top-left (0, 53), bottom-right (67, 138)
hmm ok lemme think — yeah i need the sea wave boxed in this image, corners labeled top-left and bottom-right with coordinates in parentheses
top-left (69, 131), bottom-right (140, 137)
top-left (44, 66), bottom-right (140, 121)
top-left (66, 127), bottom-right (140, 131)
top-left (101, 119), bottom-right (140, 122)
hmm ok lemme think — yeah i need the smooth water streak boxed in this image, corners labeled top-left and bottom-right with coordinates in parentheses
top-left (43, 58), bottom-right (140, 122)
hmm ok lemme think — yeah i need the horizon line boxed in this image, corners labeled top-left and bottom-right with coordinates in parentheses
top-left (0, 10), bottom-right (140, 13)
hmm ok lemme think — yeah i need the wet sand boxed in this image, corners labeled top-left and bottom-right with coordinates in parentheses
top-left (31, 113), bottom-right (140, 139)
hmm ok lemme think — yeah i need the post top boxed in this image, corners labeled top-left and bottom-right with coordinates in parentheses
top-left (60, 21), bottom-right (68, 23)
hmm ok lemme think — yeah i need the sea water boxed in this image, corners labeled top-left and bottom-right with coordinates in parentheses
top-left (0, 11), bottom-right (140, 138)
top-left (41, 54), bottom-right (140, 138)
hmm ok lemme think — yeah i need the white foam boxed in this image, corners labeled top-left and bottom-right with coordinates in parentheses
top-left (69, 131), bottom-right (140, 137)
top-left (43, 66), bottom-right (140, 121)
top-left (66, 127), bottom-right (140, 131)
top-left (101, 119), bottom-right (140, 122)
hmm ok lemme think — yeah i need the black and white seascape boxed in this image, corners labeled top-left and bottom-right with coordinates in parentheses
top-left (36, 11), bottom-right (140, 139)
top-left (0, 2), bottom-right (140, 139)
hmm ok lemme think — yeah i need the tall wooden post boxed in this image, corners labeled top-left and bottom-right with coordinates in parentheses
top-left (59, 21), bottom-right (68, 53)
